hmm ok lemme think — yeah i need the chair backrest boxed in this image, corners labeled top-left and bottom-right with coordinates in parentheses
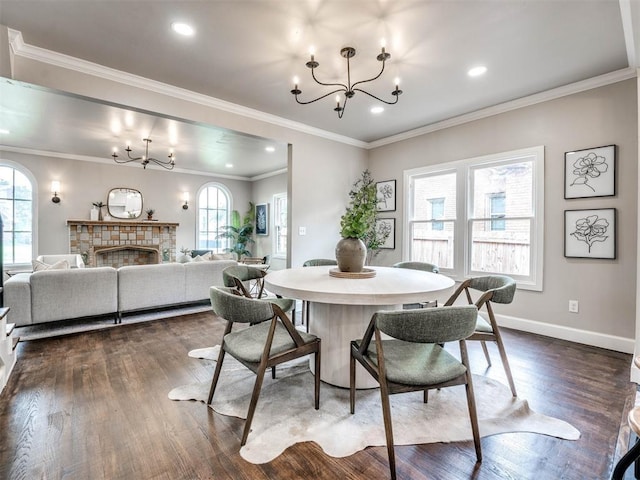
top-left (468, 275), bottom-right (516, 305)
top-left (303, 258), bottom-right (337, 267)
top-left (374, 305), bottom-right (478, 344)
top-left (222, 264), bottom-right (266, 287)
top-left (210, 286), bottom-right (273, 324)
top-left (36, 254), bottom-right (85, 268)
top-left (392, 261), bottom-right (439, 274)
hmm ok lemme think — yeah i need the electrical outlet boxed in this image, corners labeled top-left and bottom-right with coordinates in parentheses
top-left (569, 300), bottom-right (579, 313)
top-left (298, 226), bottom-right (306, 236)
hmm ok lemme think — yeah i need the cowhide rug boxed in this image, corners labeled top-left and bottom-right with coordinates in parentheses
top-left (169, 346), bottom-right (580, 464)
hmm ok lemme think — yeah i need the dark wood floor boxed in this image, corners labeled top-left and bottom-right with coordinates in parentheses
top-left (0, 311), bottom-right (634, 480)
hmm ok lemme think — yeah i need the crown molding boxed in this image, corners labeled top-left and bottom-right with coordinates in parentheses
top-left (368, 67), bottom-right (638, 149)
top-left (0, 145), bottom-right (260, 181)
top-left (7, 29), bottom-right (637, 152)
top-left (7, 29), bottom-right (367, 150)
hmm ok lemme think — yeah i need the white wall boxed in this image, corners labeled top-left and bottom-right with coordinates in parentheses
top-left (0, 150), bottom-right (252, 259)
top-left (251, 172), bottom-right (287, 270)
top-left (369, 79), bottom-right (638, 349)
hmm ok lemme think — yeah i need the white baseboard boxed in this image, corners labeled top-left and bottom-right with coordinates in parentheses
top-left (497, 314), bottom-right (635, 354)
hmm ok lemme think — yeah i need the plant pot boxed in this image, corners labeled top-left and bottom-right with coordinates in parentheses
top-left (335, 237), bottom-right (367, 273)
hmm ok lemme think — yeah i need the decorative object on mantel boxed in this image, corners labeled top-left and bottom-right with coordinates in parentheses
top-left (111, 137), bottom-right (176, 170)
top-left (290, 41), bottom-right (402, 118)
top-left (92, 201), bottom-right (104, 221)
top-left (145, 208), bottom-right (155, 221)
top-left (336, 170), bottom-right (387, 272)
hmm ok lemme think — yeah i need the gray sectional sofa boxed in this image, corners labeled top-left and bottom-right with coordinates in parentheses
top-left (4, 260), bottom-right (236, 327)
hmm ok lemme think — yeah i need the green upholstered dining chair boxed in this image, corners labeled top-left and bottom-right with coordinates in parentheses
top-left (301, 259), bottom-right (338, 332)
top-left (208, 287), bottom-right (321, 447)
top-left (392, 261), bottom-right (440, 309)
top-left (444, 275), bottom-right (518, 397)
top-left (222, 265), bottom-right (295, 316)
top-left (350, 305), bottom-right (481, 480)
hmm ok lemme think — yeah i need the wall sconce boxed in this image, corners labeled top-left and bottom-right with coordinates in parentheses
top-left (51, 181), bottom-right (61, 204)
top-left (182, 192), bottom-right (189, 210)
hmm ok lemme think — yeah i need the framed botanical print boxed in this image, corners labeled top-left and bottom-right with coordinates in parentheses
top-left (255, 203), bottom-right (268, 235)
top-left (376, 180), bottom-right (396, 212)
top-left (564, 145), bottom-right (616, 199)
top-left (375, 218), bottom-right (395, 249)
top-left (564, 208), bottom-right (616, 259)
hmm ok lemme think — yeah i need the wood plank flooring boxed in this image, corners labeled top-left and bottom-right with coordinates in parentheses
top-left (0, 311), bottom-right (634, 480)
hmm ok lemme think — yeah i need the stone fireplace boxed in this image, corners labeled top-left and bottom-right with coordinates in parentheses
top-left (67, 220), bottom-right (178, 268)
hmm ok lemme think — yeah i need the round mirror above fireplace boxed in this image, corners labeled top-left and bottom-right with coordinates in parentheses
top-left (107, 188), bottom-right (143, 219)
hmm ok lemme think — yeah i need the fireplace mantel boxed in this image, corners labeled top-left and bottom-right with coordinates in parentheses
top-left (67, 219), bottom-right (179, 267)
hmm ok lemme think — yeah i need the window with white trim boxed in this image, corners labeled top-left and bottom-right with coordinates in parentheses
top-left (197, 183), bottom-right (231, 253)
top-left (0, 164), bottom-right (35, 265)
top-left (405, 146), bottom-right (544, 291)
top-left (273, 192), bottom-right (287, 258)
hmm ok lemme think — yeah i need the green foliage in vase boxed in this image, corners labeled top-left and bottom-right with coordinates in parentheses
top-left (218, 202), bottom-right (255, 258)
top-left (340, 170), bottom-right (378, 240)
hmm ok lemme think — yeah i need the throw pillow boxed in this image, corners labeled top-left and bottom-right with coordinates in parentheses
top-left (211, 252), bottom-right (236, 261)
top-left (32, 259), bottom-right (70, 271)
top-left (193, 255), bottom-right (205, 262)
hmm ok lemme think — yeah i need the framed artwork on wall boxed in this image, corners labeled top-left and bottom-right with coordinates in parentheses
top-left (564, 145), bottom-right (616, 199)
top-left (564, 208), bottom-right (616, 259)
top-left (375, 218), bottom-right (395, 249)
top-left (376, 180), bottom-right (396, 212)
top-left (255, 203), bottom-right (268, 235)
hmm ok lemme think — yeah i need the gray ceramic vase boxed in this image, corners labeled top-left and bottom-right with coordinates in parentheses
top-left (335, 237), bottom-right (367, 272)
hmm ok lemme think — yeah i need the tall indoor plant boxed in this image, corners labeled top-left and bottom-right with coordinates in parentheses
top-left (336, 170), bottom-right (378, 272)
top-left (218, 202), bottom-right (255, 260)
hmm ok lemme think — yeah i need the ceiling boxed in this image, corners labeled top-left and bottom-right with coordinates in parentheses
top-left (0, 0), bottom-right (638, 177)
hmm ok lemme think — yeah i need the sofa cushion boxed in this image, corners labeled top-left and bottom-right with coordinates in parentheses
top-left (118, 263), bottom-right (186, 312)
top-left (184, 260), bottom-right (237, 302)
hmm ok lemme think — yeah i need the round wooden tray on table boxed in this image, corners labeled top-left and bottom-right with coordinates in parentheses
top-left (329, 267), bottom-right (377, 279)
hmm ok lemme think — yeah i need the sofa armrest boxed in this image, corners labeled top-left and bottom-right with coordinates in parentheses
top-left (4, 273), bottom-right (33, 326)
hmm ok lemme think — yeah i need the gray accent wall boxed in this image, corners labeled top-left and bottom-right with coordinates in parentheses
top-left (368, 79), bottom-right (638, 347)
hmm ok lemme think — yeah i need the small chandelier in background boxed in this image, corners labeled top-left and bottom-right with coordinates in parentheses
top-left (111, 138), bottom-right (175, 170)
top-left (290, 42), bottom-right (402, 118)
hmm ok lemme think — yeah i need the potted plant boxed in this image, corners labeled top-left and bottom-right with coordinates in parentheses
top-left (145, 208), bottom-right (155, 220)
top-left (336, 170), bottom-right (378, 272)
top-left (217, 202), bottom-right (255, 260)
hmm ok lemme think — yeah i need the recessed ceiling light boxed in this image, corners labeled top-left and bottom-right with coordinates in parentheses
top-left (171, 22), bottom-right (195, 36)
top-left (225, 163), bottom-right (233, 168)
top-left (0, 128), bottom-right (9, 134)
top-left (370, 106), bottom-right (384, 114)
top-left (468, 66), bottom-right (487, 77)
top-left (265, 146), bottom-right (275, 153)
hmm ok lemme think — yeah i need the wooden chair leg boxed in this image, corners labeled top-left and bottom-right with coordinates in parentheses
top-left (350, 351), bottom-right (356, 414)
top-left (379, 380), bottom-right (397, 480)
top-left (481, 340), bottom-right (492, 366)
top-left (314, 346), bottom-right (321, 410)
top-left (241, 364), bottom-right (268, 446)
top-left (492, 331), bottom-right (517, 397)
top-left (207, 348), bottom-right (226, 404)
top-left (464, 373), bottom-right (482, 462)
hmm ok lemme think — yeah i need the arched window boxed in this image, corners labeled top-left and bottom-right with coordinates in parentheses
top-left (0, 163), bottom-right (35, 265)
top-left (197, 183), bottom-right (231, 252)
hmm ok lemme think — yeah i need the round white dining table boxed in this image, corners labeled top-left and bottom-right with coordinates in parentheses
top-left (264, 265), bottom-right (455, 389)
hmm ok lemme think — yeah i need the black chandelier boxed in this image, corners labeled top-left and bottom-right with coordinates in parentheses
top-left (290, 44), bottom-right (402, 118)
top-left (111, 138), bottom-right (175, 170)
